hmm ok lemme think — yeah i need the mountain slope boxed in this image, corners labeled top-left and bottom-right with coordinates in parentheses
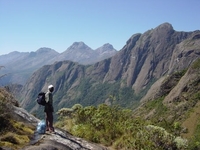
top-left (133, 58), bottom-right (200, 142)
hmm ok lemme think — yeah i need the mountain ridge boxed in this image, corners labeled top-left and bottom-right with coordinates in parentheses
top-left (19, 23), bottom-right (200, 117)
top-left (0, 43), bottom-right (117, 85)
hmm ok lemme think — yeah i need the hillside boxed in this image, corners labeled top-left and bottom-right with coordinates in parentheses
top-left (19, 23), bottom-right (200, 118)
top-left (133, 58), bottom-right (200, 148)
top-left (0, 88), bottom-right (107, 150)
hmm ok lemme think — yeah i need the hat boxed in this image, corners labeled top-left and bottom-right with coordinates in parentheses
top-left (48, 85), bottom-right (54, 89)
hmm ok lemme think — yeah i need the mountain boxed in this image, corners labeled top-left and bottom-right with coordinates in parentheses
top-left (95, 43), bottom-right (117, 59)
top-left (0, 48), bottom-right (58, 69)
top-left (53, 42), bottom-right (117, 64)
top-left (56, 42), bottom-right (95, 63)
top-left (0, 43), bottom-right (117, 85)
top-left (19, 23), bottom-right (200, 117)
top-left (0, 48), bottom-right (59, 85)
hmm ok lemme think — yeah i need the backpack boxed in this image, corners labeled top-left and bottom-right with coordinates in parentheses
top-left (36, 92), bottom-right (46, 106)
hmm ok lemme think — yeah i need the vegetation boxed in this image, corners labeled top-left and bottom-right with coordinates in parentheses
top-left (65, 79), bottom-right (142, 108)
top-left (191, 58), bottom-right (200, 69)
top-left (56, 103), bottom-right (188, 149)
top-left (188, 120), bottom-right (200, 149)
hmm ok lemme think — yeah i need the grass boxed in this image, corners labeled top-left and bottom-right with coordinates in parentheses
top-left (0, 132), bottom-right (30, 149)
top-left (191, 58), bottom-right (200, 69)
top-left (182, 101), bottom-right (200, 138)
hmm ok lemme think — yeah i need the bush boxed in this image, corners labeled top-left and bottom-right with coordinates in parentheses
top-left (57, 104), bottom-right (188, 149)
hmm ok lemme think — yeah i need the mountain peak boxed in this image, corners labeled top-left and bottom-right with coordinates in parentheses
top-left (102, 43), bottom-right (114, 50)
top-left (95, 43), bottom-right (116, 53)
top-left (154, 22), bottom-right (174, 32)
top-left (36, 47), bottom-right (56, 53)
top-left (69, 42), bottom-right (91, 50)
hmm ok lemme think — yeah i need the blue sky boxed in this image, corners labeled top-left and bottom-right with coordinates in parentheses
top-left (0, 0), bottom-right (200, 55)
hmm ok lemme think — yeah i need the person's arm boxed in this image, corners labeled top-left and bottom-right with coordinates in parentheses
top-left (45, 92), bottom-right (49, 103)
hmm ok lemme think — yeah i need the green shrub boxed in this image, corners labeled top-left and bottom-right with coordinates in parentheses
top-left (57, 104), bottom-right (188, 149)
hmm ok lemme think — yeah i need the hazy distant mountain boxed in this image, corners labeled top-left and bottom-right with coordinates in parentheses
top-left (0, 48), bottom-right (59, 70)
top-left (95, 43), bottom-right (117, 61)
top-left (53, 42), bottom-right (95, 63)
top-left (0, 48), bottom-right (59, 85)
top-left (53, 42), bottom-right (117, 64)
top-left (0, 51), bottom-right (29, 66)
top-left (0, 44), bottom-right (117, 85)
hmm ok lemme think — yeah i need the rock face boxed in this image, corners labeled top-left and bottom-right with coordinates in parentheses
top-left (102, 23), bottom-right (195, 93)
top-left (168, 31), bottom-right (200, 74)
top-left (19, 23), bottom-right (200, 115)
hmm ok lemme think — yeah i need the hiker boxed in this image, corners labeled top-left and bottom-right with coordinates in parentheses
top-left (45, 84), bottom-right (54, 132)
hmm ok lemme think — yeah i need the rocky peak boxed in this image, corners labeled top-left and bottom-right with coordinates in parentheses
top-left (95, 43), bottom-right (116, 54)
top-left (68, 42), bottom-right (92, 52)
top-left (35, 47), bottom-right (58, 55)
top-left (100, 43), bottom-right (114, 50)
top-left (155, 22), bottom-right (173, 31)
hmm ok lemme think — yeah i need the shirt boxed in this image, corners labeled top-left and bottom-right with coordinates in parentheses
top-left (44, 90), bottom-right (54, 112)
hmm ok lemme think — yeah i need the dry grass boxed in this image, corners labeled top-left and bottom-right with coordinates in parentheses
top-left (0, 121), bottom-right (35, 150)
top-left (0, 132), bottom-right (30, 149)
top-left (55, 117), bottom-right (73, 132)
top-left (181, 101), bottom-right (200, 138)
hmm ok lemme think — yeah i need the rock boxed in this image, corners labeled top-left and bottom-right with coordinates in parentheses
top-left (12, 105), bottom-right (107, 150)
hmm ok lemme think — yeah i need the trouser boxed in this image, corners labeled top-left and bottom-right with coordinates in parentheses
top-left (45, 111), bottom-right (54, 131)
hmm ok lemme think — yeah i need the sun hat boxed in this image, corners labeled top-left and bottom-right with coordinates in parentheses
top-left (48, 85), bottom-right (54, 89)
